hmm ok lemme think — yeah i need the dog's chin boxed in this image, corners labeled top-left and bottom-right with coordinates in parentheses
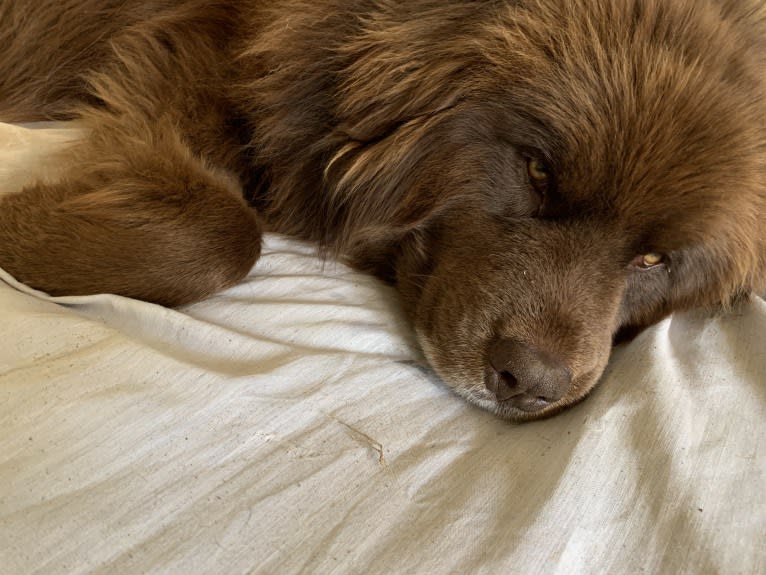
top-left (448, 379), bottom-right (595, 422)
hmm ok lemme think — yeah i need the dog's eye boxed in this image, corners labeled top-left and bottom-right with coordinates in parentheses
top-left (630, 253), bottom-right (664, 269)
top-left (526, 158), bottom-right (550, 192)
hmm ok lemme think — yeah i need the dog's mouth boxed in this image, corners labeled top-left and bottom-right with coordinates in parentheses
top-left (417, 327), bottom-right (606, 422)
top-left (497, 387), bottom-right (594, 421)
top-left (478, 335), bottom-right (606, 420)
top-left (461, 366), bottom-right (600, 421)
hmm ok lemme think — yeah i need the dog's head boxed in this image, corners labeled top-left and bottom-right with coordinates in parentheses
top-left (333, 1), bottom-right (766, 420)
top-left (254, 1), bottom-right (766, 420)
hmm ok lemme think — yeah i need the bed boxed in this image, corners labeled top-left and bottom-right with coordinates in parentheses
top-left (1, 122), bottom-right (764, 574)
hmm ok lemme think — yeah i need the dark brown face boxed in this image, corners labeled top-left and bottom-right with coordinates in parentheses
top-left (396, 214), bottom-right (628, 421)
top-left (370, 2), bottom-right (766, 421)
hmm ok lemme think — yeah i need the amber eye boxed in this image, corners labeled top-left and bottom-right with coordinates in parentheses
top-left (527, 158), bottom-right (550, 189)
top-left (630, 253), bottom-right (664, 269)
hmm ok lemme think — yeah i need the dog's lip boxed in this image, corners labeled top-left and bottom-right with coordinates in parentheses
top-left (509, 395), bottom-right (553, 412)
top-left (463, 386), bottom-right (565, 422)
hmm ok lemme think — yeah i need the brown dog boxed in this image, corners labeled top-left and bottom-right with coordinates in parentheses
top-left (1, 1), bottom-right (764, 420)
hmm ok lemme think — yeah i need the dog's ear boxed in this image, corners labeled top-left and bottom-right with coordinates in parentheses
top-left (329, 4), bottom-right (477, 142)
top-left (333, 58), bottom-right (464, 144)
top-left (321, 11), bottom-right (470, 237)
top-left (323, 104), bottom-right (463, 260)
top-left (236, 3), bottom-right (477, 252)
top-left (322, 14), bottom-right (485, 249)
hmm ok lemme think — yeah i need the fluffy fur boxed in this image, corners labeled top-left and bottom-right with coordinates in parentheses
top-left (1, 0), bottom-right (764, 420)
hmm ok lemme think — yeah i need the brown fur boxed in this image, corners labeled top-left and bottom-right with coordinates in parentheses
top-left (1, 0), bottom-right (764, 420)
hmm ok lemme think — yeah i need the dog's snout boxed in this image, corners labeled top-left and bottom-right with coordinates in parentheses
top-left (485, 338), bottom-right (572, 412)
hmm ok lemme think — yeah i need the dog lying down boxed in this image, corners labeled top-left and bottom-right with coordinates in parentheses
top-left (0, 0), bottom-right (764, 421)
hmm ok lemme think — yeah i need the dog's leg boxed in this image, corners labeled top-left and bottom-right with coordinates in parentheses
top-left (0, 118), bottom-right (261, 306)
top-left (0, 3), bottom-right (262, 306)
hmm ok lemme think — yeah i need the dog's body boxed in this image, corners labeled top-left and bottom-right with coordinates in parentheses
top-left (1, 0), bottom-right (764, 420)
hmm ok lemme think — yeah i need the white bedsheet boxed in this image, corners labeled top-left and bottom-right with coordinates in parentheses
top-left (0, 123), bottom-right (764, 574)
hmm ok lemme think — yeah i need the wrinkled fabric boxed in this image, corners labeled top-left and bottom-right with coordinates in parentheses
top-left (1, 123), bottom-right (764, 575)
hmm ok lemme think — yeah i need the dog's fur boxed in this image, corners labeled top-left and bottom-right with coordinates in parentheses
top-left (1, 0), bottom-right (764, 420)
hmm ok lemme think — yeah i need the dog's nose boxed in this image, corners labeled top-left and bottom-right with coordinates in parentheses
top-left (485, 338), bottom-right (572, 412)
